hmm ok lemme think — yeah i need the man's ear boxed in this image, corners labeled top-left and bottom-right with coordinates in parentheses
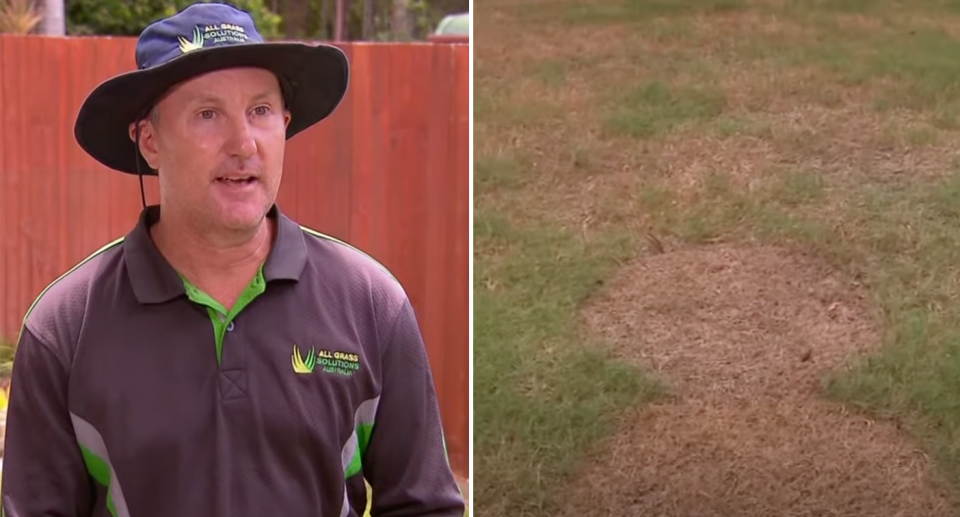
top-left (128, 119), bottom-right (161, 170)
top-left (283, 109), bottom-right (292, 130)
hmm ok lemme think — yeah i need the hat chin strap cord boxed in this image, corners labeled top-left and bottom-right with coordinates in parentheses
top-left (134, 120), bottom-right (147, 209)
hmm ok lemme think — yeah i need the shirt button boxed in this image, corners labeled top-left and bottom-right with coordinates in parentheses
top-left (227, 321), bottom-right (235, 332)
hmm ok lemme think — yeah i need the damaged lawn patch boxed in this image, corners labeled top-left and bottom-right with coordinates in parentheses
top-left (605, 81), bottom-right (727, 139)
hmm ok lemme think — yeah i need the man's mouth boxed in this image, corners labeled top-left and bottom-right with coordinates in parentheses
top-left (216, 176), bottom-right (257, 185)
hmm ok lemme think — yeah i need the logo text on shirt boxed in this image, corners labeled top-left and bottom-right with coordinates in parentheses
top-left (291, 344), bottom-right (361, 377)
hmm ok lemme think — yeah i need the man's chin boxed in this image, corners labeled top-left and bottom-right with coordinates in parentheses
top-left (213, 204), bottom-right (271, 233)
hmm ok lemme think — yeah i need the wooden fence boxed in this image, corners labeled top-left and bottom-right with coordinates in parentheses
top-left (0, 35), bottom-right (469, 477)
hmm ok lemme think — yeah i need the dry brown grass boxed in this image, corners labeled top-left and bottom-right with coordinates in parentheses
top-left (562, 399), bottom-right (955, 516)
top-left (687, 9), bottom-right (815, 49)
top-left (897, 13), bottom-right (960, 38)
top-left (482, 27), bottom-right (960, 235)
top-left (651, 132), bottom-right (781, 196)
top-left (834, 13), bottom-right (886, 31)
top-left (571, 245), bottom-right (958, 515)
top-left (583, 246), bottom-right (878, 396)
top-left (717, 65), bottom-right (960, 183)
top-left (475, 0), bottom-right (960, 513)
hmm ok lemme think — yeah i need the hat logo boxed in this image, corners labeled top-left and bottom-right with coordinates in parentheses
top-left (178, 23), bottom-right (250, 54)
top-left (178, 26), bottom-right (204, 53)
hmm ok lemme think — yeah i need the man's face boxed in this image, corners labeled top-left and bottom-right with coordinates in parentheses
top-left (134, 67), bottom-right (291, 234)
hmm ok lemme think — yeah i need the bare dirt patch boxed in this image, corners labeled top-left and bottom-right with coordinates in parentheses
top-left (567, 245), bottom-right (958, 516)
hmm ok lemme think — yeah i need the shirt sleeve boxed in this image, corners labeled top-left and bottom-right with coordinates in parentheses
top-left (364, 298), bottom-right (465, 517)
top-left (1, 325), bottom-right (94, 517)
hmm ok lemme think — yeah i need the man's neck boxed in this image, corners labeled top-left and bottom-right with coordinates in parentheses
top-left (149, 209), bottom-right (275, 309)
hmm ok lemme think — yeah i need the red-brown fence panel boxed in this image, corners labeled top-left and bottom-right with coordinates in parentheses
top-left (0, 35), bottom-right (469, 477)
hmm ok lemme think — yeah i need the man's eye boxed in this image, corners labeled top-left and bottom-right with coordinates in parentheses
top-left (200, 110), bottom-right (215, 119)
top-left (254, 106), bottom-right (270, 116)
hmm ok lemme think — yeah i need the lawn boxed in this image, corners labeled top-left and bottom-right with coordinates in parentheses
top-left (474, 0), bottom-right (960, 515)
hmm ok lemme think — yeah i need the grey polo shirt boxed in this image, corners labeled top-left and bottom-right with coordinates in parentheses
top-left (0, 205), bottom-right (464, 517)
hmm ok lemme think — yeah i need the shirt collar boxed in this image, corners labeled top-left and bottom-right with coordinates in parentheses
top-left (124, 204), bottom-right (308, 304)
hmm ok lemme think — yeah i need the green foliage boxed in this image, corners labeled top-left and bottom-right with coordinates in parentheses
top-left (302, 0), bottom-right (440, 41)
top-left (0, 340), bottom-right (13, 379)
top-left (62, 0), bottom-right (463, 40)
top-left (65, 0), bottom-right (282, 38)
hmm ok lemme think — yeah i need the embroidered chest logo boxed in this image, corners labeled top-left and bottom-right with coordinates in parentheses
top-left (291, 344), bottom-right (361, 377)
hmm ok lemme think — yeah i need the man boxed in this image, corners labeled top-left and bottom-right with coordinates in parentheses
top-left (0, 2), bottom-right (465, 517)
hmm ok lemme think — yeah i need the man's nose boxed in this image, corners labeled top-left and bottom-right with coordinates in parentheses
top-left (225, 116), bottom-right (257, 159)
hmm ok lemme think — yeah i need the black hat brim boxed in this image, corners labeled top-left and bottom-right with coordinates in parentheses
top-left (74, 41), bottom-right (349, 175)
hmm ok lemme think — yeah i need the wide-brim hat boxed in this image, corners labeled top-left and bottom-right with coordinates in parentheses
top-left (74, 1), bottom-right (349, 176)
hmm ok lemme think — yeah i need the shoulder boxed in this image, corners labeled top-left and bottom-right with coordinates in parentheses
top-left (21, 238), bottom-right (125, 350)
top-left (298, 225), bottom-right (407, 302)
top-left (296, 227), bottom-right (423, 364)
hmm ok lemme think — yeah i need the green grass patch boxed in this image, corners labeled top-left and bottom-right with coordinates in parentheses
top-left (812, 173), bottom-right (960, 492)
top-left (564, 0), bottom-right (746, 25)
top-left (474, 84), bottom-right (566, 130)
top-left (775, 169), bottom-right (827, 207)
top-left (858, 28), bottom-right (960, 111)
top-left (530, 60), bottom-right (569, 87)
top-left (780, 0), bottom-right (887, 14)
top-left (635, 170), bottom-right (835, 249)
top-left (764, 18), bottom-right (960, 120)
top-left (475, 153), bottom-right (530, 193)
top-left (605, 81), bottom-right (726, 138)
top-left (824, 311), bottom-right (960, 486)
top-left (473, 218), bottom-right (665, 515)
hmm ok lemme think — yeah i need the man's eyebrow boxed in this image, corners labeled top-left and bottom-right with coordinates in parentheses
top-left (251, 90), bottom-right (282, 103)
top-left (187, 91), bottom-right (281, 107)
top-left (189, 95), bottom-right (225, 107)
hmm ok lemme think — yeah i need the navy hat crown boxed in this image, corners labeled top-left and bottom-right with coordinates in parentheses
top-left (135, 2), bottom-right (264, 70)
top-left (74, 0), bottom-right (350, 176)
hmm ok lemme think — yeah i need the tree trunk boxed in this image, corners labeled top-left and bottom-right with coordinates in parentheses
top-left (334, 0), bottom-right (344, 40)
top-left (319, 0), bottom-right (330, 39)
top-left (362, 0), bottom-right (374, 40)
top-left (391, 0), bottom-right (410, 40)
top-left (38, 0), bottom-right (63, 36)
top-left (283, 0), bottom-right (311, 38)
